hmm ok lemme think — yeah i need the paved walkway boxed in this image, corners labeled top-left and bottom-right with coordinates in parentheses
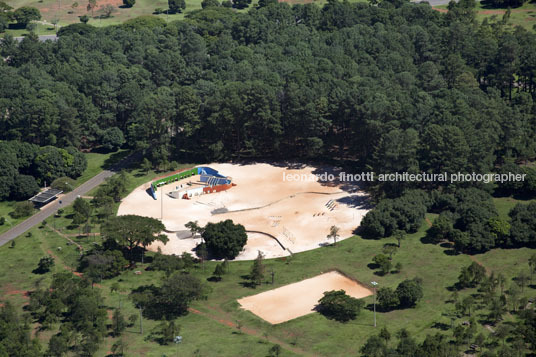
top-left (0, 153), bottom-right (137, 247)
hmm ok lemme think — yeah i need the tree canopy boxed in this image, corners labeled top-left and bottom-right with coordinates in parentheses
top-left (101, 215), bottom-right (168, 264)
top-left (202, 220), bottom-right (247, 259)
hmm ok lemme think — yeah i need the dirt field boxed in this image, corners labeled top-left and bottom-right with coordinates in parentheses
top-left (117, 163), bottom-right (369, 260)
top-left (237, 271), bottom-right (373, 324)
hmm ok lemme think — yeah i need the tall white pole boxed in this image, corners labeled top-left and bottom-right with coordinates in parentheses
top-left (373, 286), bottom-right (376, 327)
top-left (161, 186), bottom-right (163, 221)
top-left (371, 281), bottom-right (378, 327)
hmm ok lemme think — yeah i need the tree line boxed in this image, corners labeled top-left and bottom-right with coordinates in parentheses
top-left (0, 140), bottom-right (87, 201)
top-left (0, 0), bottom-right (534, 174)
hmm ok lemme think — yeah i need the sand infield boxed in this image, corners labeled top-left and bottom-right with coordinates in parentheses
top-left (237, 271), bottom-right (373, 324)
top-left (118, 163), bottom-right (369, 260)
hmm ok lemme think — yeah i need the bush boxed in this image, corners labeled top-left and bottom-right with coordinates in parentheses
top-left (377, 287), bottom-right (399, 311)
top-left (202, 220), bottom-right (247, 259)
top-left (124, 15), bottom-right (166, 30)
top-left (396, 278), bottom-right (424, 308)
top-left (168, 0), bottom-right (186, 13)
top-left (150, 252), bottom-right (190, 275)
top-left (317, 290), bottom-right (364, 322)
top-left (51, 177), bottom-right (77, 193)
top-left (202, 0), bottom-right (220, 8)
top-left (122, 0), bottom-right (136, 7)
top-left (0, 217), bottom-right (5, 225)
top-left (359, 190), bottom-right (428, 239)
top-left (457, 262), bottom-right (486, 289)
top-left (101, 127), bottom-right (125, 150)
top-left (79, 250), bottom-right (128, 279)
top-left (372, 254), bottom-right (392, 275)
top-left (132, 273), bottom-right (205, 319)
top-left (11, 201), bottom-right (35, 219)
top-left (509, 202), bottom-right (536, 247)
top-left (12, 175), bottom-right (39, 200)
top-left (35, 256), bottom-right (55, 274)
top-left (377, 278), bottom-right (423, 310)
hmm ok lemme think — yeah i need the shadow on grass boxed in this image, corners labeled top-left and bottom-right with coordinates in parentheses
top-left (102, 150), bottom-right (132, 170)
top-left (431, 321), bottom-right (450, 331)
top-left (239, 274), bottom-right (258, 288)
top-left (480, 0), bottom-right (525, 9)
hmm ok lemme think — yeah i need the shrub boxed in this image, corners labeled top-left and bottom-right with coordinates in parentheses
top-left (317, 290), bottom-right (364, 322)
top-left (377, 287), bottom-right (399, 311)
top-left (12, 175), bottom-right (39, 200)
top-left (396, 278), bottom-right (424, 308)
top-left (359, 190), bottom-right (428, 239)
top-left (202, 220), bottom-right (247, 259)
top-left (51, 177), bottom-right (76, 193)
top-left (11, 201), bottom-right (35, 219)
top-left (79, 250), bottom-right (128, 279)
top-left (377, 278), bottom-right (423, 310)
top-left (35, 256), bottom-right (55, 274)
top-left (101, 127), bottom-right (125, 150)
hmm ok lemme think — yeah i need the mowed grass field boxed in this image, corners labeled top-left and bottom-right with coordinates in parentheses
top-left (4, 0), bottom-right (534, 38)
top-left (434, 0), bottom-right (536, 32)
top-left (2, 193), bottom-right (536, 355)
top-left (5, 0), bottom-right (192, 26)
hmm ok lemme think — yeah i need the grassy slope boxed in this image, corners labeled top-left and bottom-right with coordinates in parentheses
top-left (493, 196), bottom-right (536, 219)
top-left (3, 195), bottom-right (536, 355)
top-left (3, 0), bottom-right (367, 37)
top-left (434, 1), bottom-right (536, 32)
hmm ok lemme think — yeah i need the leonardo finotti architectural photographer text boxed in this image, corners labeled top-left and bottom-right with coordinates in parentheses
top-left (282, 172), bottom-right (527, 184)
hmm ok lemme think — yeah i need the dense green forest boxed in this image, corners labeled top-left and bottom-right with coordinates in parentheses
top-left (1, 0), bottom-right (535, 169)
top-left (1, 0), bottom-right (536, 355)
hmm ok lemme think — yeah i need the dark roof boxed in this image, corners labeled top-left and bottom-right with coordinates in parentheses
top-left (29, 188), bottom-right (63, 204)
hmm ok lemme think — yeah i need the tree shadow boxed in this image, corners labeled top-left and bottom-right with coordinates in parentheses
top-left (443, 249), bottom-right (459, 256)
top-left (102, 150), bottom-right (132, 170)
top-left (431, 321), bottom-right (450, 331)
top-left (239, 274), bottom-right (256, 288)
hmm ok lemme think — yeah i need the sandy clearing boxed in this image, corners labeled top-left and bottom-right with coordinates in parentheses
top-left (237, 271), bottom-right (373, 324)
top-left (118, 163), bottom-right (369, 260)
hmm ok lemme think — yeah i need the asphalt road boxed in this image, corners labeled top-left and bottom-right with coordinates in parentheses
top-left (12, 35), bottom-right (58, 42)
top-left (0, 152), bottom-right (138, 248)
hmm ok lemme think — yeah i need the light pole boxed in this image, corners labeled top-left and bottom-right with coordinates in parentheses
top-left (371, 281), bottom-right (378, 327)
top-left (160, 185), bottom-right (163, 221)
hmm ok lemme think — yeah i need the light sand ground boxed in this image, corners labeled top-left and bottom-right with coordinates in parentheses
top-left (237, 271), bottom-right (373, 324)
top-left (118, 163), bottom-right (369, 260)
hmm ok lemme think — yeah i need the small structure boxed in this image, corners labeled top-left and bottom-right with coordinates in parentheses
top-left (29, 188), bottom-right (63, 206)
top-left (150, 166), bottom-right (234, 200)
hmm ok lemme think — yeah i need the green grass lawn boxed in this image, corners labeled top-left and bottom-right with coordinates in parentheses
top-left (3, 206), bottom-right (536, 355)
top-left (3, 190), bottom-right (536, 355)
top-left (2, 0), bottom-right (370, 37)
top-left (493, 196), bottom-right (536, 219)
top-left (73, 149), bottom-right (130, 186)
top-left (0, 201), bottom-right (36, 235)
top-left (434, 1), bottom-right (536, 32)
top-left (3, 22), bottom-right (57, 37)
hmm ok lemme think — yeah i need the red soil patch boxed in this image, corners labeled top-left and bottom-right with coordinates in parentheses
top-left (36, 0), bottom-right (124, 22)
